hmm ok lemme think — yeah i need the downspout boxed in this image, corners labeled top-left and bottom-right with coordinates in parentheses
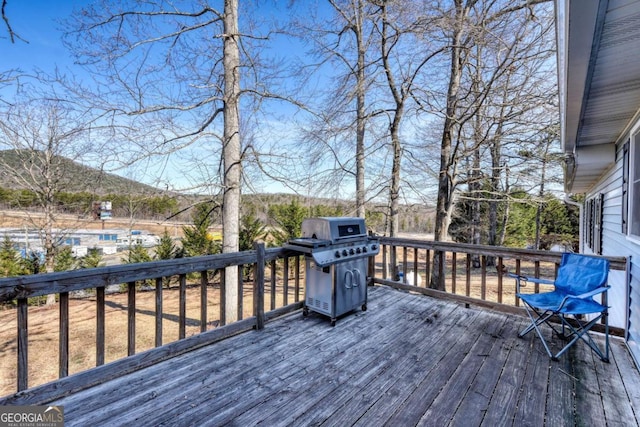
top-left (564, 194), bottom-right (583, 253)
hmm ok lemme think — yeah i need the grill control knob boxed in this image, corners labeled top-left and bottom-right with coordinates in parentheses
top-left (335, 250), bottom-right (341, 258)
top-left (356, 247), bottom-right (361, 254)
top-left (362, 246), bottom-right (368, 253)
top-left (371, 244), bottom-right (377, 250)
top-left (342, 249), bottom-right (348, 256)
top-left (349, 248), bottom-right (355, 255)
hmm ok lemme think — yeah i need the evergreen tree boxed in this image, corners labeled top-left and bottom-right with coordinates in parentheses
top-left (122, 244), bottom-right (152, 264)
top-left (22, 251), bottom-right (43, 275)
top-left (181, 202), bottom-right (220, 257)
top-left (155, 229), bottom-right (177, 260)
top-left (79, 248), bottom-right (105, 269)
top-left (239, 211), bottom-right (267, 251)
top-left (54, 246), bottom-right (76, 272)
top-left (0, 236), bottom-right (24, 277)
top-left (268, 200), bottom-right (307, 246)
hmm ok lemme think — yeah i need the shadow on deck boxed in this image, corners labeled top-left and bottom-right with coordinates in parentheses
top-left (48, 285), bottom-right (640, 426)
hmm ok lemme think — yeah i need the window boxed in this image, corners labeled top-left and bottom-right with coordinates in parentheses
top-left (622, 139), bottom-right (629, 234)
top-left (630, 133), bottom-right (640, 238)
top-left (585, 194), bottom-right (603, 255)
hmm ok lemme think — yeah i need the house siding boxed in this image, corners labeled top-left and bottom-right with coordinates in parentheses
top-left (585, 137), bottom-right (638, 368)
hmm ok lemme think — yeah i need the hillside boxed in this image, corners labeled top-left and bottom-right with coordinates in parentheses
top-left (0, 149), bottom-right (160, 195)
top-left (0, 150), bottom-right (435, 234)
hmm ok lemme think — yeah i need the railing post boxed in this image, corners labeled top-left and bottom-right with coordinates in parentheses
top-left (200, 271), bottom-right (208, 333)
top-left (17, 298), bottom-right (28, 392)
top-left (127, 281), bottom-right (136, 356)
top-left (254, 242), bottom-right (265, 330)
top-left (179, 274), bottom-right (186, 339)
top-left (59, 292), bottom-right (69, 378)
top-left (155, 278), bottom-right (163, 347)
top-left (97, 287), bottom-right (105, 365)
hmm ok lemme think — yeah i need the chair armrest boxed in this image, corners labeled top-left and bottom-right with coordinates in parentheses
top-left (556, 286), bottom-right (610, 311)
top-left (573, 285), bottom-right (610, 300)
top-left (507, 273), bottom-right (554, 294)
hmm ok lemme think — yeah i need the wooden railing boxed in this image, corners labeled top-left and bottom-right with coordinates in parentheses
top-left (372, 237), bottom-right (627, 314)
top-left (0, 243), bottom-right (303, 403)
top-left (0, 236), bottom-right (628, 405)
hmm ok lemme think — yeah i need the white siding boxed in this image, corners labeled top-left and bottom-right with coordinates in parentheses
top-left (586, 135), bottom-right (638, 368)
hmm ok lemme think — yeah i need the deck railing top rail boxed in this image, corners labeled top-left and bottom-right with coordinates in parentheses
top-left (378, 237), bottom-right (627, 271)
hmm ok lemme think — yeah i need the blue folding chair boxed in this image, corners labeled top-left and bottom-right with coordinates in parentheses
top-left (509, 253), bottom-right (610, 362)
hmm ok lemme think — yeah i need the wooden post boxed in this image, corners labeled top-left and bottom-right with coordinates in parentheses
top-left (283, 257), bottom-right (289, 306)
top-left (237, 266), bottom-right (243, 321)
top-left (17, 298), bottom-right (28, 392)
top-left (97, 287), bottom-right (105, 366)
top-left (220, 269), bottom-right (226, 327)
top-left (155, 278), bottom-right (163, 347)
top-left (200, 271), bottom-right (208, 333)
top-left (59, 292), bottom-right (69, 378)
top-left (294, 256), bottom-right (301, 302)
top-left (179, 274), bottom-right (186, 339)
top-left (254, 242), bottom-right (265, 330)
top-left (128, 282), bottom-right (136, 356)
top-left (270, 260), bottom-right (276, 310)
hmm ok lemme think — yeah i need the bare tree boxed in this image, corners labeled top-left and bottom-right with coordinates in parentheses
top-left (0, 95), bottom-right (107, 301)
top-left (64, 0), bottom-right (263, 322)
top-left (426, 0), bottom-right (553, 289)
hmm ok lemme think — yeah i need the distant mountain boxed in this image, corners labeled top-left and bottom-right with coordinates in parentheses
top-left (0, 149), bottom-right (161, 195)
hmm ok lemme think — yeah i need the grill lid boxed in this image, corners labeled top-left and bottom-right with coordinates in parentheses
top-left (301, 217), bottom-right (367, 243)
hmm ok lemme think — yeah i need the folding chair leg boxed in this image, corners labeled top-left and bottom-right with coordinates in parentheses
top-left (554, 314), bottom-right (610, 363)
top-left (520, 305), bottom-right (556, 359)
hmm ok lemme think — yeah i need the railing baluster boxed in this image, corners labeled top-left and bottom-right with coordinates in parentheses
top-left (220, 269), bottom-right (226, 327)
top-left (270, 260), bottom-right (276, 310)
top-left (481, 256), bottom-right (487, 300)
top-left (439, 251), bottom-right (445, 291)
top-left (254, 242), bottom-right (265, 330)
top-left (17, 298), bottom-right (28, 392)
top-left (96, 287), bottom-right (105, 366)
top-left (179, 274), bottom-right (186, 339)
top-left (238, 266), bottom-right (243, 321)
top-left (413, 248), bottom-right (419, 286)
top-left (382, 244), bottom-right (388, 279)
top-left (402, 247), bottom-right (408, 283)
top-left (497, 257), bottom-right (504, 304)
top-left (451, 252), bottom-right (457, 294)
top-left (426, 250), bottom-right (431, 284)
top-left (127, 281), bottom-right (136, 356)
top-left (200, 271), bottom-right (207, 333)
top-left (295, 256), bottom-right (301, 302)
top-left (466, 254), bottom-right (471, 297)
top-left (155, 278), bottom-right (163, 347)
top-left (515, 259), bottom-right (521, 306)
top-left (59, 292), bottom-right (69, 378)
top-left (283, 257), bottom-right (289, 306)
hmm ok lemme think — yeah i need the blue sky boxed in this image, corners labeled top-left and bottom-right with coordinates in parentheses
top-left (2, 0), bottom-right (81, 74)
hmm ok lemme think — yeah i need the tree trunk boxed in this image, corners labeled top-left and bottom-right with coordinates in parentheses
top-left (355, 0), bottom-right (366, 219)
top-left (432, 0), bottom-right (465, 290)
top-left (222, 0), bottom-right (241, 323)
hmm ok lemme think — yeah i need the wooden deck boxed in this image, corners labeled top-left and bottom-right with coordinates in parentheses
top-left (48, 285), bottom-right (640, 426)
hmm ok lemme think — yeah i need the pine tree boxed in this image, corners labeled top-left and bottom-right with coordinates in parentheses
top-left (0, 236), bottom-right (24, 277)
top-left (54, 246), bottom-right (76, 272)
top-left (79, 248), bottom-right (105, 269)
top-left (155, 229), bottom-right (177, 260)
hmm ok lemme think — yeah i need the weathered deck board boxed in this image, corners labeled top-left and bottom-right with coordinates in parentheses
top-left (48, 285), bottom-right (640, 427)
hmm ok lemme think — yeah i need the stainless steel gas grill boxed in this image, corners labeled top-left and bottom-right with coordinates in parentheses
top-left (285, 217), bottom-right (380, 326)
